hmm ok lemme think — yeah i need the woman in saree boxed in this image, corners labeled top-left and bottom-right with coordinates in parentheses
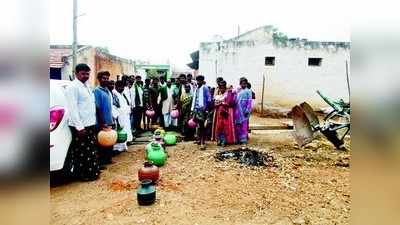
top-left (180, 84), bottom-right (195, 140)
top-left (234, 77), bottom-right (253, 144)
top-left (211, 81), bottom-right (236, 146)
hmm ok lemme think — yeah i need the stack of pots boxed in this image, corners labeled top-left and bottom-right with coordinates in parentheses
top-left (137, 128), bottom-right (172, 206)
top-left (137, 161), bottom-right (160, 207)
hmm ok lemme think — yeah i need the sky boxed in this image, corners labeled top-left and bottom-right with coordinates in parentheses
top-left (50, 0), bottom-right (350, 71)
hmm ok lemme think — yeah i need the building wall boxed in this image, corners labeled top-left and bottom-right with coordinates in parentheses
top-left (61, 47), bottom-right (96, 83)
top-left (199, 35), bottom-right (350, 110)
top-left (62, 47), bottom-right (135, 87)
top-left (94, 53), bottom-right (135, 85)
top-left (49, 47), bottom-right (73, 68)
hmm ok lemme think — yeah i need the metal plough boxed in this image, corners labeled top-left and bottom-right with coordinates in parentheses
top-left (291, 90), bottom-right (350, 149)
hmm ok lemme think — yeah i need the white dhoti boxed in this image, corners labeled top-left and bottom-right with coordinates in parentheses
top-left (118, 112), bottom-right (133, 142)
top-left (163, 113), bottom-right (177, 128)
top-left (113, 142), bottom-right (127, 152)
top-left (113, 90), bottom-right (133, 152)
top-left (159, 86), bottom-right (177, 128)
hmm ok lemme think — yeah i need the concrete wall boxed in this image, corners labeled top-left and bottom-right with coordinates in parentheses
top-left (199, 31), bottom-right (350, 110)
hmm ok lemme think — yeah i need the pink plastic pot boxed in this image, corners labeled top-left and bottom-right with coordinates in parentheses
top-left (146, 109), bottom-right (155, 118)
top-left (188, 118), bottom-right (197, 128)
top-left (171, 109), bottom-right (179, 119)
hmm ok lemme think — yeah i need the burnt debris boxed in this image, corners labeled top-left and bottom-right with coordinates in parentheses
top-left (215, 148), bottom-right (275, 167)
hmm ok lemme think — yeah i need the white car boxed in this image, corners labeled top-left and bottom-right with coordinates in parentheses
top-left (50, 79), bottom-right (73, 174)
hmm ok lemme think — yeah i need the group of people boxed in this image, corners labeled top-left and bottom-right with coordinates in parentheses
top-left (191, 75), bottom-right (255, 150)
top-left (65, 63), bottom-right (254, 181)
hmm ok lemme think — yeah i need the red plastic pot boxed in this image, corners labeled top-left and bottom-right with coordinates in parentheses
top-left (138, 161), bottom-right (160, 183)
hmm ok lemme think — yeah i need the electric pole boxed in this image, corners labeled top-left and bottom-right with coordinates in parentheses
top-left (345, 60), bottom-right (350, 102)
top-left (72, 0), bottom-right (78, 78)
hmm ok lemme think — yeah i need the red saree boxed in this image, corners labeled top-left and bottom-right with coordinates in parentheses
top-left (211, 90), bottom-right (236, 145)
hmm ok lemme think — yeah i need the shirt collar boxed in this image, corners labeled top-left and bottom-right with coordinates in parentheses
top-left (98, 86), bottom-right (111, 93)
top-left (74, 79), bottom-right (88, 87)
top-left (98, 86), bottom-right (107, 90)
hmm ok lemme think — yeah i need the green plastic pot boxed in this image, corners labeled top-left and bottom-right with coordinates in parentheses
top-left (116, 128), bottom-right (128, 143)
top-left (163, 133), bottom-right (176, 146)
top-left (146, 142), bottom-right (166, 166)
top-left (146, 142), bottom-right (162, 154)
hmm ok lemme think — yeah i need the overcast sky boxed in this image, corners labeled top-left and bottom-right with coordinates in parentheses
top-left (50, 0), bottom-right (350, 70)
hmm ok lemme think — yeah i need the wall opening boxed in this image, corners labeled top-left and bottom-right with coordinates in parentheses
top-left (49, 67), bottom-right (61, 80)
top-left (265, 57), bottom-right (275, 66)
top-left (308, 58), bottom-right (322, 66)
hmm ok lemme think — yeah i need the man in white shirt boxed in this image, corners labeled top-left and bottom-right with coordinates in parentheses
top-left (113, 80), bottom-right (134, 151)
top-left (64, 63), bottom-right (100, 181)
top-left (120, 75), bottom-right (133, 132)
top-left (187, 73), bottom-right (197, 91)
top-left (130, 75), bottom-right (144, 133)
top-left (126, 77), bottom-right (135, 133)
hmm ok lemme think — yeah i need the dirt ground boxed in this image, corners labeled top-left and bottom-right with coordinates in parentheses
top-left (50, 116), bottom-right (350, 225)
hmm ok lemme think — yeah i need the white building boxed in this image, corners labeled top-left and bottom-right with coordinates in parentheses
top-left (198, 25), bottom-right (350, 111)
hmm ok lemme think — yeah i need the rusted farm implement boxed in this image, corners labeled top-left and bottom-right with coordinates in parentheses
top-left (291, 90), bottom-right (350, 149)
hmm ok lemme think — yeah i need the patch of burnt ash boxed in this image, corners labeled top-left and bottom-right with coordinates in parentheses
top-left (215, 148), bottom-right (275, 167)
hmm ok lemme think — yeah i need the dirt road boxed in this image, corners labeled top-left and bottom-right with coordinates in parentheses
top-left (51, 117), bottom-right (350, 225)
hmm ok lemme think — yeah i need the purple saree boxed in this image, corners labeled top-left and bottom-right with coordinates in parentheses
top-left (234, 87), bottom-right (253, 143)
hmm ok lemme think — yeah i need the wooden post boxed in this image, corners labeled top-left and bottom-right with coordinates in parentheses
top-left (261, 74), bottom-right (265, 115)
